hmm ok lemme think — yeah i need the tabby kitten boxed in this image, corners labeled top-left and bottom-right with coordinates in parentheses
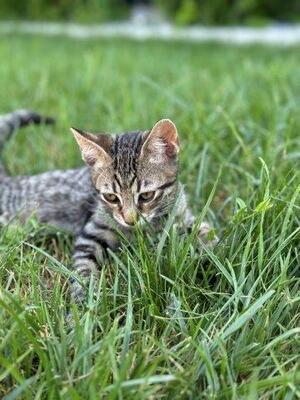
top-left (0, 110), bottom-right (217, 301)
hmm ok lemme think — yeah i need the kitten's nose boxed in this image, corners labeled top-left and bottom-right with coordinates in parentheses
top-left (123, 208), bottom-right (138, 226)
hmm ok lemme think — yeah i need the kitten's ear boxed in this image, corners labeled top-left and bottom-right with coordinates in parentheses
top-left (140, 119), bottom-right (179, 162)
top-left (71, 128), bottom-right (112, 168)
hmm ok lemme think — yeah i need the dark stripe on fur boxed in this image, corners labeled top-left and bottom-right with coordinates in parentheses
top-left (74, 253), bottom-right (98, 264)
top-left (114, 173), bottom-right (123, 190)
top-left (92, 220), bottom-right (112, 231)
top-left (74, 244), bottom-right (95, 253)
top-left (158, 179), bottom-right (177, 191)
top-left (81, 230), bottom-right (109, 249)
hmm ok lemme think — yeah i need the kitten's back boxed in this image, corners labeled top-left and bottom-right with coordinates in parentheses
top-left (0, 167), bottom-right (95, 233)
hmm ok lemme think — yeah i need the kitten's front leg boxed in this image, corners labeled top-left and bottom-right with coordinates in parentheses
top-left (71, 217), bottom-right (119, 302)
top-left (181, 207), bottom-right (219, 249)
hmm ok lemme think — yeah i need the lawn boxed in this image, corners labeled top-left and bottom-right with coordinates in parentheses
top-left (0, 35), bottom-right (299, 399)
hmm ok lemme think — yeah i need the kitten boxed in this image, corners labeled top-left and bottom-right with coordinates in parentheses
top-left (0, 110), bottom-right (218, 301)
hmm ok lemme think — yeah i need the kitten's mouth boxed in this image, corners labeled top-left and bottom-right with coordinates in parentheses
top-left (122, 220), bottom-right (136, 228)
top-left (113, 214), bottom-right (139, 229)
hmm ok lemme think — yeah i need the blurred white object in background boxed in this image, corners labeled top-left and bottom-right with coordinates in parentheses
top-left (1, 20), bottom-right (300, 45)
top-left (130, 3), bottom-right (163, 25)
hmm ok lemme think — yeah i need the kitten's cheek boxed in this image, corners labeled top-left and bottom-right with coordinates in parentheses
top-left (112, 213), bottom-right (123, 225)
top-left (113, 213), bottom-right (130, 228)
top-left (141, 212), bottom-right (151, 223)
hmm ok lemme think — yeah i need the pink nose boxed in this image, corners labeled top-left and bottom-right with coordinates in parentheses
top-left (122, 209), bottom-right (138, 226)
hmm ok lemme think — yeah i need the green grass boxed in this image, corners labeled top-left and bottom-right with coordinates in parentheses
top-left (0, 35), bottom-right (299, 399)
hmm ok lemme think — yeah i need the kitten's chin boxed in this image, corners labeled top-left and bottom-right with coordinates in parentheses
top-left (113, 214), bottom-right (147, 229)
top-left (113, 214), bottom-right (136, 229)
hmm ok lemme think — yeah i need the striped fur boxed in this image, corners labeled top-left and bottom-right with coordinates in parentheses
top-left (0, 109), bottom-right (54, 177)
top-left (0, 114), bottom-right (217, 302)
top-left (0, 109), bottom-right (54, 151)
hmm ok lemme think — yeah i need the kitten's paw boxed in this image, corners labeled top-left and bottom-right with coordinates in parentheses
top-left (70, 274), bottom-right (100, 304)
top-left (0, 213), bottom-right (9, 226)
top-left (70, 280), bottom-right (86, 304)
top-left (65, 310), bottom-right (75, 330)
top-left (198, 222), bottom-right (219, 249)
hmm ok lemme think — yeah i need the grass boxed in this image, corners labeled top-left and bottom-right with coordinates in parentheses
top-left (0, 34), bottom-right (299, 399)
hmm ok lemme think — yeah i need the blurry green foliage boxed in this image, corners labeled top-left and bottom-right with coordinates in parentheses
top-left (0, 0), bottom-right (299, 24)
top-left (0, 0), bottom-right (128, 22)
top-left (155, 0), bottom-right (300, 25)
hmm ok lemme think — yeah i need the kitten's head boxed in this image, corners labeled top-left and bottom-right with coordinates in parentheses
top-left (72, 119), bottom-right (179, 228)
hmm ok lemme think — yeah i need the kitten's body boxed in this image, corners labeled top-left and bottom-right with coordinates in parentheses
top-left (0, 110), bottom-right (216, 301)
top-left (0, 167), bottom-right (94, 232)
top-left (0, 110), bottom-right (91, 231)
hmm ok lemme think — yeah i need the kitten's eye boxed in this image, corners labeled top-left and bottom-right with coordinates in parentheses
top-left (139, 191), bottom-right (155, 203)
top-left (102, 193), bottom-right (119, 204)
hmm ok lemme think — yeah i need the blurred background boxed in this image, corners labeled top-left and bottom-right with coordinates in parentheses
top-left (1, 3), bottom-right (300, 398)
top-left (0, 0), bottom-right (299, 26)
top-left (0, 0), bottom-right (299, 195)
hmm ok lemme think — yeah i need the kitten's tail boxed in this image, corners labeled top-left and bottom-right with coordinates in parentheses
top-left (0, 109), bottom-right (55, 151)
